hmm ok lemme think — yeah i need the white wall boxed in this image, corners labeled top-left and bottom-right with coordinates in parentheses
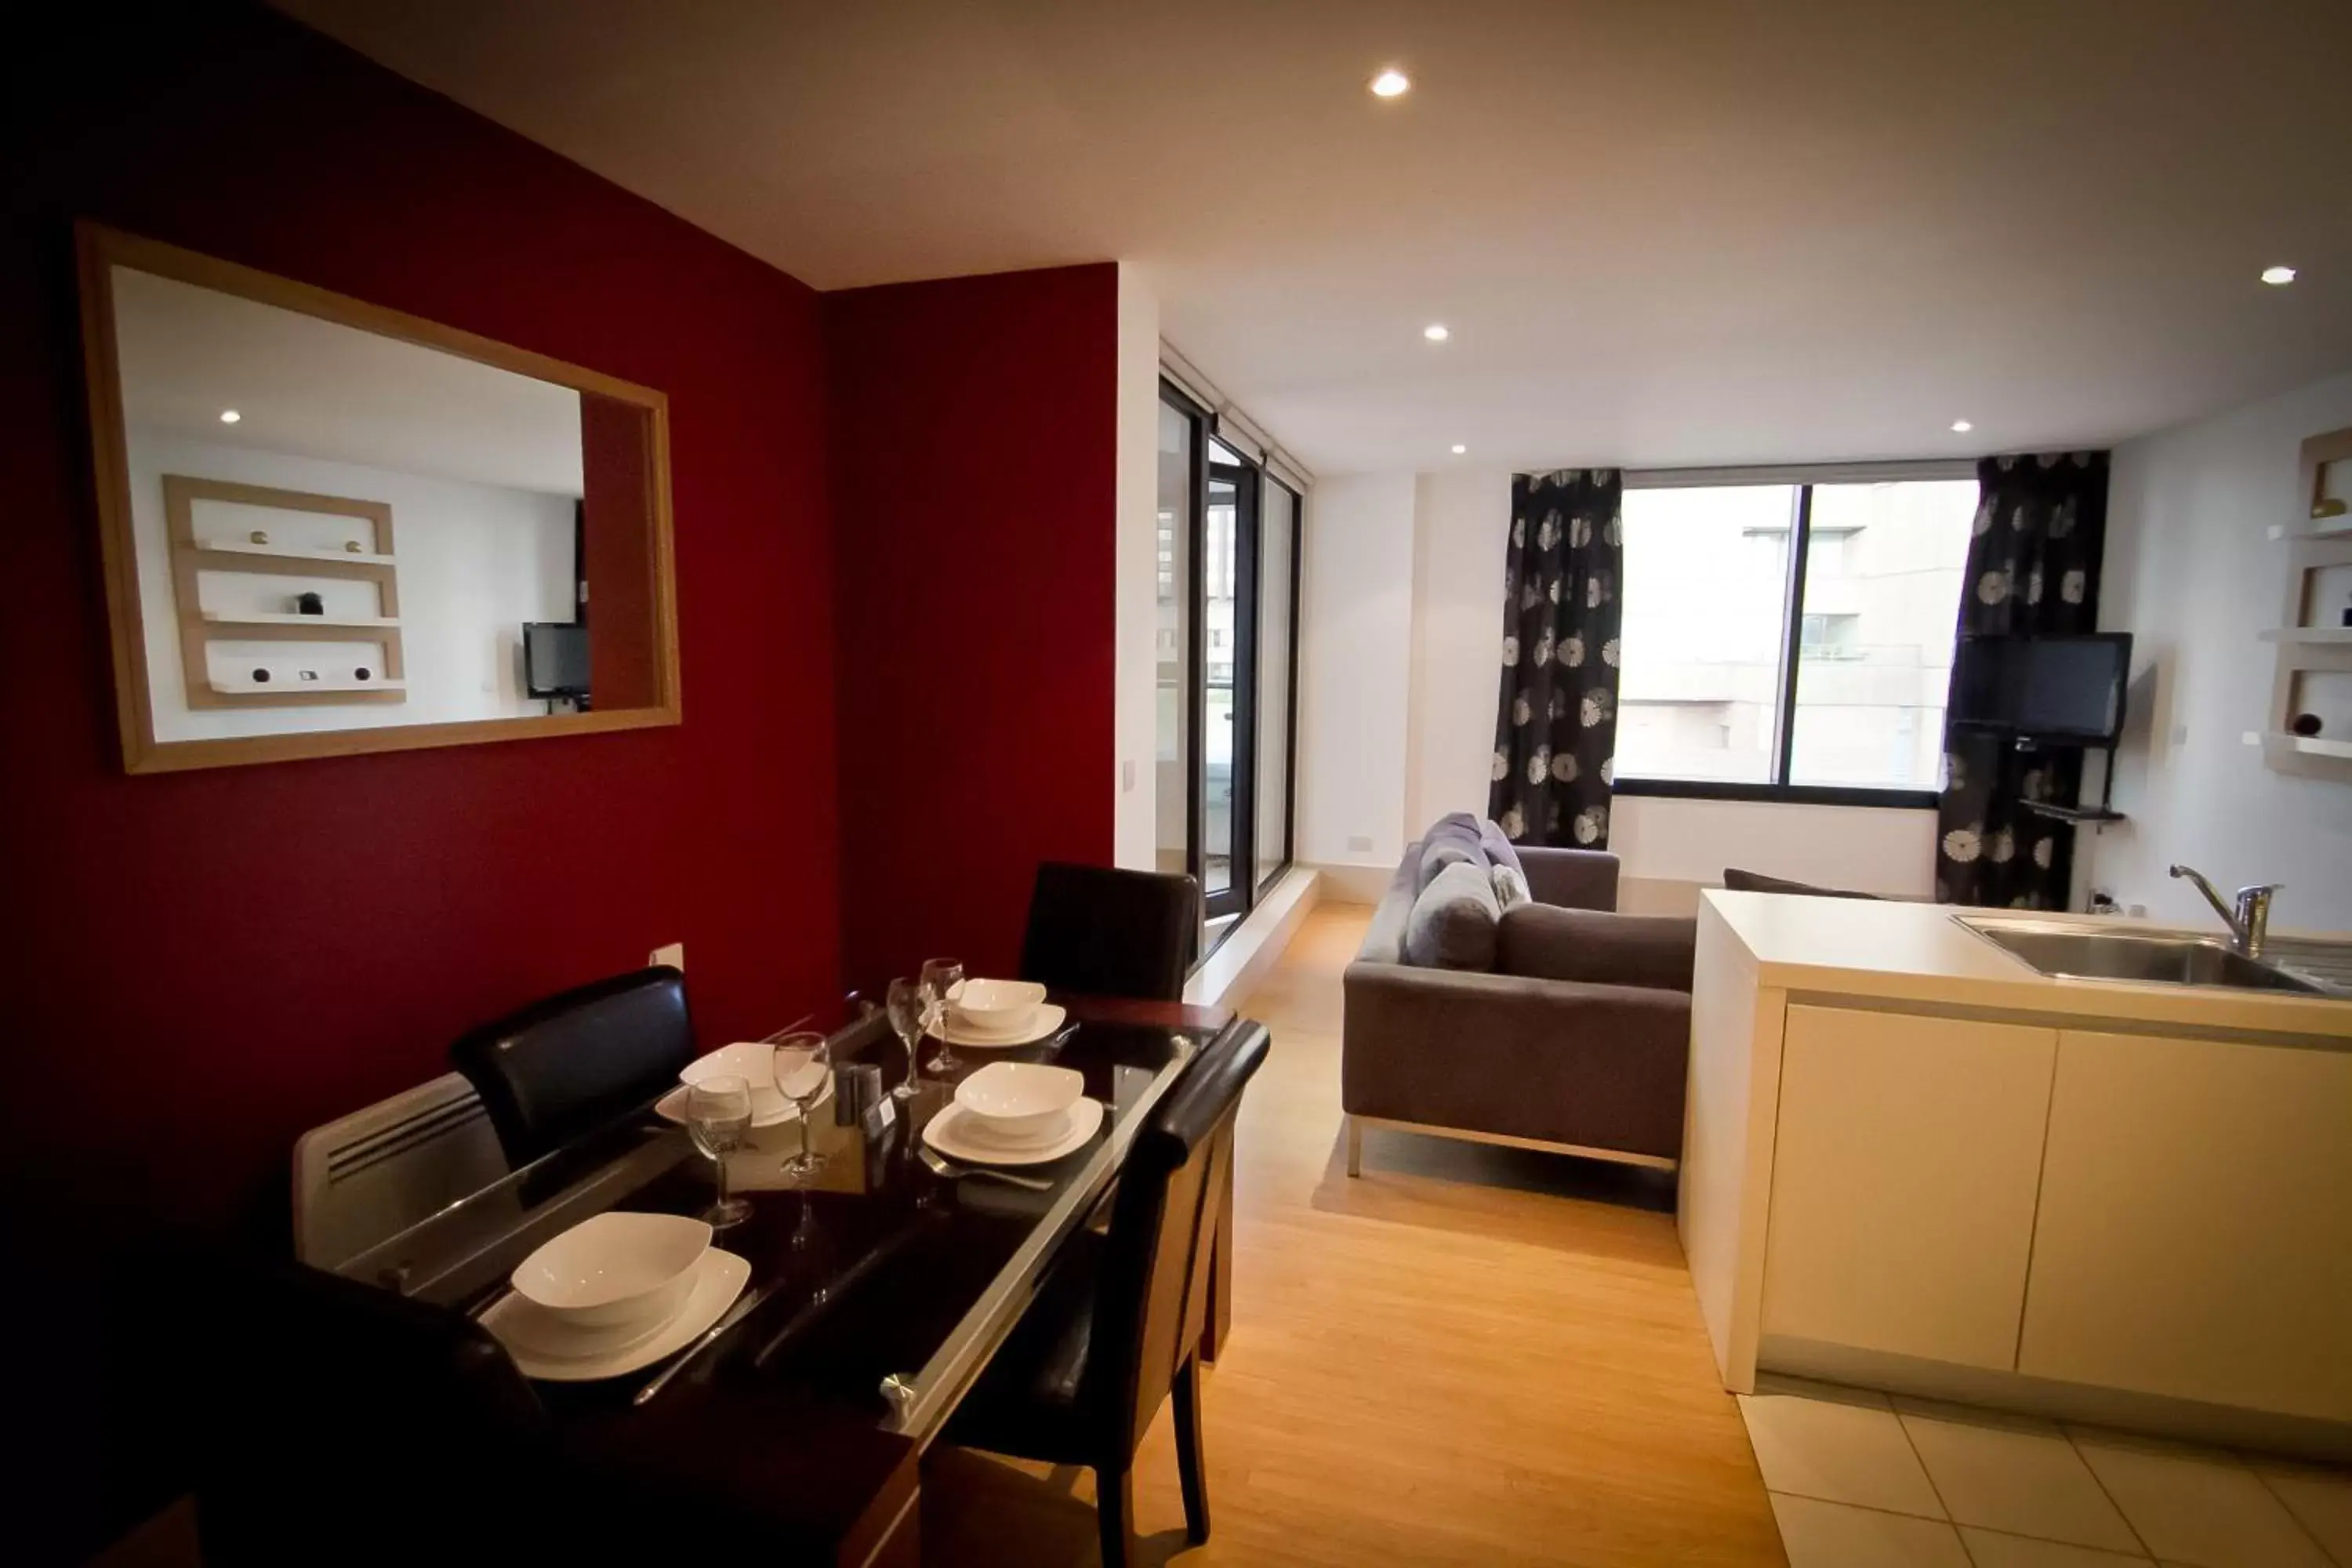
top-left (128, 431), bottom-right (575, 741)
top-left (1405, 468), bottom-right (1512, 831)
top-left (1613, 797), bottom-right (1936, 911)
top-left (2081, 370), bottom-right (2352, 933)
top-left (1301, 461), bottom-right (1941, 904)
top-left (1296, 472), bottom-right (1417, 869)
top-left (1112, 263), bottom-right (1162, 870)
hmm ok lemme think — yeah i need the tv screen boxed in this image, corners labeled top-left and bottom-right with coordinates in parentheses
top-left (1950, 634), bottom-right (2130, 742)
top-left (523, 622), bottom-right (590, 699)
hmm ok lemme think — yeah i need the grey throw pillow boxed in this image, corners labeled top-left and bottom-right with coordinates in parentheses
top-left (1492, 862), bottom-right (1532, 911)
top-left (1404, 859), bottom-right (1504, 971)
top-left (1416, 838), bottom-right (1482, 895)
top-left (1477, 818), bottom-right (1527, 883)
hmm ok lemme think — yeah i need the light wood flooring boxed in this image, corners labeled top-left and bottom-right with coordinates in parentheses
top-left (923, 902), bottom-right (1788, 1566)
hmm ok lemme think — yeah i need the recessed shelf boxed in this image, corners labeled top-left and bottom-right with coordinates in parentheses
top-left (2259, 626), bottom-right (2352, 644)
top-left (202, 612), bottom-right (401, 629)
top-left (189, 539), bottom-right (398, 566)
top-left (2265, 731), bottom-right (2352, 760)
top-left (209, 677), bottom-right (405, 696)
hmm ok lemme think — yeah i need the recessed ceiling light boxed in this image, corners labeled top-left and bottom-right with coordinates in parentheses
top-left (219, 409), bottom-right (241, 424)
top-left (1450, 444), bottom-right (1468, 455)
top-left (2261, 264), bottom-right (2297, 286)
top-left (1423, 323), bottom-right (1450, 342)
top-left (1951, 419), bottom-right (1974, 434)
top-left (1369, 67), bottom-right (1410, 99)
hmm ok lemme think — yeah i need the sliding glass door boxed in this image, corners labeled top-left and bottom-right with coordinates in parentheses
top-left (1160, 380), bottom-right (1301, 954)
top-left (1254, 477), bottom-right (1300, 895)
top-left (1202, 445), bottom-right (1257, 927)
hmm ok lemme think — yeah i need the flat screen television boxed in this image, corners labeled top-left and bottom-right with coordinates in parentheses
top-left (1948, 633), bottom-right (2131, 744)
top-left (522, 622), bottom-right (590, 699)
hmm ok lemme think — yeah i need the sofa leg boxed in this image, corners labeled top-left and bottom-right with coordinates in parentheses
top-left (1345, 1116), bottom-right (1362, 1178)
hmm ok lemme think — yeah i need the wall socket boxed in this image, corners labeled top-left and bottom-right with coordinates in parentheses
top-left (1121, 759), bottom-right (1137, 793)
top-left (650, 942), bottom-right (684, 971)
top-left (1346, 834), bottom-right (1374, 853)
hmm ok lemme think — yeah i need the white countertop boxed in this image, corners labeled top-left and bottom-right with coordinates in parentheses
top-left (1702, 890), bottom-right (2352, 1040)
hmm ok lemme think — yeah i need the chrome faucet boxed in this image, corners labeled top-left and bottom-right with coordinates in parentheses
top-left (2168, 864), bottom-right (2283, 960)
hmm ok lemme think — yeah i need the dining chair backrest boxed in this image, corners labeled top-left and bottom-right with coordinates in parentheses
top-left (450, 965), bottom-right (693, 1166)
top-left (198, 1258), bottom-right (548, 1561)
top-left (292, 1071), bottom-right (510, 1269)
top-left (1019, 862), bottom-right (1200, 1002)
top-left (1083, 1022), bottom-right (1269, 1456)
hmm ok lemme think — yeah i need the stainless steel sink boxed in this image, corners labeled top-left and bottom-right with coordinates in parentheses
top-left (1955, 918), bottom-right (2328, 994)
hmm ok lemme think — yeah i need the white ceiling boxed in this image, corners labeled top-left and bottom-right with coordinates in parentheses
top-left (278, 0), bottom-right (2352, 475)
top-left (114, 265), bottom-right (584, 494)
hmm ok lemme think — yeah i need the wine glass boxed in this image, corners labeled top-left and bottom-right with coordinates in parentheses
top-left (884, 977), bottom-right (928, 1099)
top-left (919, 957), bottom-right (965, 1075)
top-left (684, 1076), bottom-right (753, 1228)
top-left (772, 1032), bottom-right (833, 1181)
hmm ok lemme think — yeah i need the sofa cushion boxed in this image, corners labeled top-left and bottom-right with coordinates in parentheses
top-left (1495, 904), bottom-right (1697, 993)
top-left (1403, 860), bottom-right (1503, 971)
top-left (1414, 814), bottom-right (1490, 891)
top-left (1722, 866), bottom-right (1879, 899)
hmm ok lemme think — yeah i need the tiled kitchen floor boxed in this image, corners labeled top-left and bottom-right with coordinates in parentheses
top-left (1740, 1375), bottom-right (2352, 1568)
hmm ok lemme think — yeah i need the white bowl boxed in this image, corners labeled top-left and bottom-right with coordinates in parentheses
top-left (510, 1211), bottom-right (712, 1329)
top-left (679, 1040), bottom-right (789, 1116)
top-left (951, 978), bottom-right (1048, 1035)
top-left (953, 1062), bottom-right (1084, 1140)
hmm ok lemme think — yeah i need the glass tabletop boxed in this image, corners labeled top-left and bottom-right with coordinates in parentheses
top-left (338, 1005), bottom-right (1209, 1443)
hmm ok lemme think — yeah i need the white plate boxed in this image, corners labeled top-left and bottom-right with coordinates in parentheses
top-left (929, 1002), bottom-right (1068, 1048)
top-left (484, 1248), bottom-right (750, 1382)
top-left (655, 1077), bottom-right (831, 1128)
top-left (922, 1094), bottom-right (1103, 1167)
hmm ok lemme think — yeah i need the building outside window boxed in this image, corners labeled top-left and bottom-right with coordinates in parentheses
top-left (1615, 474), bottom-right (1977, 799)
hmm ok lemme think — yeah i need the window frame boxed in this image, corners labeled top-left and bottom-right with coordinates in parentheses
top-left (1610, 459), bottom-right (1974, 811)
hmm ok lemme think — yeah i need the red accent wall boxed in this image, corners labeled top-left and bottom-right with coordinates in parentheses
top-left (826, 267), bottom-right (1120, 991)
top-left (4, 11), bottom-right (840, 1555)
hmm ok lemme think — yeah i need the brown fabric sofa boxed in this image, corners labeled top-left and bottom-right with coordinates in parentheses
top-left (1342, 815), bottom-right (1694, 1175)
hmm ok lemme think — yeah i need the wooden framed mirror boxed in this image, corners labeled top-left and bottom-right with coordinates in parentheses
top-left (76, 222), bottom-right (681, 773)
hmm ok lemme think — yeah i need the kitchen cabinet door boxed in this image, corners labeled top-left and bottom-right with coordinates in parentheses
top-left (2017, 1029), bottom-right (2352, 1421)
top-left (1762, 1006), bottom-right (2057, 1369)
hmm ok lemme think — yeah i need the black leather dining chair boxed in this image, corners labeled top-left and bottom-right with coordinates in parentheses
top-left (196, 1258), bottom-right (554, 1563)
top-left (942, 1021), bottom-right (1269, 1567)
top-left (450, 965), bottom-right (694, 1165)
top-left (1019, 862), bottom-right (1200, 1002)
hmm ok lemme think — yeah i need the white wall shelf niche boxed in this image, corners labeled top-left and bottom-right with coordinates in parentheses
top-left (192, 538), bottom-right (399, 566)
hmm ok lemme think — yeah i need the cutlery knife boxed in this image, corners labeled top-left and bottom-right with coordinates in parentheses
top-left (633, 1282), bottom-right (772, 1406)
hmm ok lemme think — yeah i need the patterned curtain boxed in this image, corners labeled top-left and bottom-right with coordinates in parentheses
top-left (1936, 452), bottom-right (2110, 909)
top-left (1489, 469), bottom-right (1623, 847)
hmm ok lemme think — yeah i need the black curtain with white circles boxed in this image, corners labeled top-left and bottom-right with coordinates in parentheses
top-left (1936, 452), bottom-right (2109, 909)
top-left (1489, 469), bottom-right (1622, 848)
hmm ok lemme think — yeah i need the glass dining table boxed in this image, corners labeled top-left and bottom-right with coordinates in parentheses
top-left (338, 997), bottom-right (1235, 1448)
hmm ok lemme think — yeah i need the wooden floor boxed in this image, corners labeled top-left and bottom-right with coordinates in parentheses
top-left (924, 903), bottom-right (1788, 1566)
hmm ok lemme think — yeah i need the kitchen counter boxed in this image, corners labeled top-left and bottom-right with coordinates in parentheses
top-left (1704, 889), bottom-right (2352, 1040)
top-left (1680, 891), bottom-right (2352, 1457)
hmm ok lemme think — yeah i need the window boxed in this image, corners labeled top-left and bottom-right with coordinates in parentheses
top-left (1157, 381), bottom-right (1305, 956)
top-left (1614, 471), bottom-right (1976, 801)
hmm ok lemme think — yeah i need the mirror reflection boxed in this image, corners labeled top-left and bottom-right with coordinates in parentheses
top-left (89, 237), bottom-right (674, 766)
